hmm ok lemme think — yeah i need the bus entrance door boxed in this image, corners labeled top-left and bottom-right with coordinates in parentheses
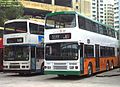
top-left (31, 46), bottom-right (36, 71)
top-left (95, 44), bottom-right (100, 71)
top-left (80, 43), bottom-right (84, 74)
top-left (36, 47), bottom-right (43, 70)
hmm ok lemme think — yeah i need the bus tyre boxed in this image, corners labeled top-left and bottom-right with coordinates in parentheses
top-left (106, 62), bottom-right (110, 71)
top-left (57, 75), bottom-right (64, 78)
top-left (41, 65), bottom-right (44, 75)
top-left (88, 64), bottom-right (92, 76)
top-left (110, 61), bottom-right (114, 70)
top-left (19, 73), bottom-right (28, 76)
top-left (19, 73), bottom-right (24, 76)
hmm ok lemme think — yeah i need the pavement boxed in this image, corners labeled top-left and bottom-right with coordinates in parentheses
top-left (1, 69), bottom-right (120, 87)
top-left (96, 68), bottom-right (120, 77)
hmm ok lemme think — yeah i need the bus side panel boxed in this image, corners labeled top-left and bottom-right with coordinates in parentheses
top-left (112, 57), bottom-right (119, 67)
top-left (84, 56), bottom-right (118, 75)
top-left (99, 57), bottom-right (118, 72)
top-left (84, 58), bottom-right (96, 75)
top-left (99, 58), bottom-right (106, 71)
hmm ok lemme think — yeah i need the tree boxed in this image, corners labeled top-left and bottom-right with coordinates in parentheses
top-left (0, 0), bottom-right (24, 26)
top-left (0, 10), bottom-right (7, 26)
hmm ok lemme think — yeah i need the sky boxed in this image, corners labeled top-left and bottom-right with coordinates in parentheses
top-left (104, 0), bottom-right (114, 5)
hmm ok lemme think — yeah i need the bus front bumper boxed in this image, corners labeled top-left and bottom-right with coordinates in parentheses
top-left (3, 70), bottom-right (35, 73)
top-left (45, 71), bottom-right (80, 76)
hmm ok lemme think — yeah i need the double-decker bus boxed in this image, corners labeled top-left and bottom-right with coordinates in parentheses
top-left (3, 19), bottom-right (44, 74)
top-left (44, 11), bottom-right (119, 77)
top-left (0, 27), bottom-right (3, 71)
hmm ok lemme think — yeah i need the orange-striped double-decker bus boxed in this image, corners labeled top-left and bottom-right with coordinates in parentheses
top-left (44, 11), bottom-right (119, 77)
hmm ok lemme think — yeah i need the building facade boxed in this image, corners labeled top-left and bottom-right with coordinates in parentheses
top-left (91, 0), bottom-right (104, 23)
top-left (114, 0), bottom-right (120, 30)
top-left (20, 0), bottom-right (73, 22)
top-left (72, 0), bottom-right (91, 17)
top-left (20, 0), bottom-right (93, 22)
top-left (104, 3), bottom-right (114, 27)
top-left (21, 0), bottom-right (112, 25)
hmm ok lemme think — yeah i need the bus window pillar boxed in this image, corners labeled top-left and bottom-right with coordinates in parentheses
top-left (52, 0), bottom-right (55, 13)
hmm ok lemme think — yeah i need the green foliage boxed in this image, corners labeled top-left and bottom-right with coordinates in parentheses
top-left (0, 0), bottom-right (24, 26)
top-left (19, 15), bottom-right (33, 19)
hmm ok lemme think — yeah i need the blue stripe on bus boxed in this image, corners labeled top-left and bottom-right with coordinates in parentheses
top-left (38, 36), bottom-right (44, 43)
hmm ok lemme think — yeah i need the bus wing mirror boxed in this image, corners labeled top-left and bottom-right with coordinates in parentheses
top-left (78, 40), bottom-right (81, 45)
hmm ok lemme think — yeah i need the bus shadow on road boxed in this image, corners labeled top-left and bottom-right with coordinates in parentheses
top-left (4, 73), bottom-right (44, 77)
top-left (46, 75), bottom-right (94, 81)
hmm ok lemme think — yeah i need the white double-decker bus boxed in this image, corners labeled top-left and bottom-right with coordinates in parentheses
top-left (44, 11), bottom-right (119, 77)
top-left (3, 19), bottom-right (44, 74)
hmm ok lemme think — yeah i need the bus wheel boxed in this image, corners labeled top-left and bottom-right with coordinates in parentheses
top-left (57, 75), bottom-right (64, 78)
top-left (19, 73), bottom-right (26, 76)
top-left (41, 65), bottom-right (44, 75)
top-left (106, 61), bottom-right (110, 71)
top-left (110, 61), bottom-right (114, 70)
top-left (88, 64), bottom-right (93, 76)
top-left (19, 73), bottom-right (23, 76)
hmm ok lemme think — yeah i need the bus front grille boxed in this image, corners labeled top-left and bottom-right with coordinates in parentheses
top-left (54, 63), bottom-right (66, 65)
top-left (9, 65), bottom-right (20, 68)
top-left (53, 66), bottom-right (67, 70)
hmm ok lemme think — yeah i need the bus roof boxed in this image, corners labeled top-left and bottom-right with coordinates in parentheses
top-left (4, 19), bottom-right (45, 26)
top-left (46, 11), bottom-right (76, 17)
top-left (46, 11), bottom-right (114, 30)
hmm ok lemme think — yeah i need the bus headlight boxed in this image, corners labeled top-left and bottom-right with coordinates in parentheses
top-left (75, 66), bottom-right (78, 69)
top-left (22, 66), bottom-right (25, 68)
top-left (69, 66), bottom-right (78, 69)
top-left (26, 66), bottom-right (29, 68)
top-left (69, 66), bottom-right (74, 69)
top-left (45, 66), bottom-right (51, 69)
top-left (3, 65), bottom-right (8, 68)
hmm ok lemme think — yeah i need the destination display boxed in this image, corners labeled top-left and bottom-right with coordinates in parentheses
top-left (49, 33), bottom-right (71, 40)
top-left (7, 37), bottom-right (23, 43)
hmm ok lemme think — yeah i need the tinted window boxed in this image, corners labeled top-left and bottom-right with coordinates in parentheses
top-left (78, 16), bottom-right (85, 29)
top-left (4, 46), bottom-right (29, 61)
top-left (4, 22), bottom-right (27, 34)
top-left (36, 47), bottom-right (44, 59)
top-left (45, 43), bottom-right (78, 60)
top-left (84, 45), bottom-right (94, 58)
top-left (100, 46), bottom-right (115, 57)
top-left (45, 14), bottom-right (76, 29)
top-left (103, 26), bottom-right (107, 35)
top-left (85, 19), bottom-right (92, 31)
top-left (99, 25), bottom-right (103, 34)
top-left (29, 23), bottom-right (44, 35)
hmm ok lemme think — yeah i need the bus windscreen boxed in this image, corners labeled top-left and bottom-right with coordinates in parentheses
top-left (4, 22), bottom-right (27, 34)
top-left (45, 43), bottom-right (78, 60)
top-left (45, 14), bottom-right (76, 29)
top-left (4, 46), bottom-right (29, 61)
